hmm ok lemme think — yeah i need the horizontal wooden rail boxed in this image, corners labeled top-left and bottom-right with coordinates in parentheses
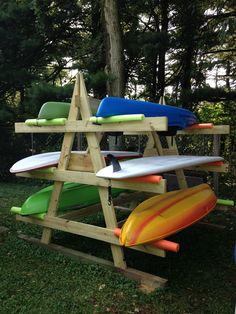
top-left (178, 125), bottom-right (230, 135)
top-left (16, 215), bottom-right (166, 258)
top-left (15, 117), bottom-right (168, 133)
top-left (186, 163), bottom-right (228, 173)
top-left (16, 170), bottom-right (167, 194)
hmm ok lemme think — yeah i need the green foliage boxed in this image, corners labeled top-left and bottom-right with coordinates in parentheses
top-left (197, 102), bottom-right (229, 124)
top-left (23, 83), bottom-right (73, 118)
top-left (85, 71), bottom-right (108, 98)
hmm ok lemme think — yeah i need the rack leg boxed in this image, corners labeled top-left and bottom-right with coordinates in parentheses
top-left (41, 181), bottom-right (64, 244)
top-left (166, 136), bottom-right (188, 189)
top-left (98, 187), bottom-right (127, 269)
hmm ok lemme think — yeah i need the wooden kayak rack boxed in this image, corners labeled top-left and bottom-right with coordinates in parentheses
top-left (14, 73), bottom-right (229, 290)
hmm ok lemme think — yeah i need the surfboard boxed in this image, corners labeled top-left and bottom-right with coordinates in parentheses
top-left (96, 155), bottom-right (224, 179)
top-left (11, 182), bottom-right (125, 216)
top-left (10, 151), bottom-right (142, 174)
top-left (119, 183), bottom-right (217, 246)
top-left (96, 97), bottom-right (198, 129)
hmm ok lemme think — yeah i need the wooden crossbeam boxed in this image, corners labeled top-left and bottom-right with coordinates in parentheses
top-left (15, 117), bottom-right (168, 134)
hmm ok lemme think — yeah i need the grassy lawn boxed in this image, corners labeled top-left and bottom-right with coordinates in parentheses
top-left (0, 181), bottom-right (235, 314)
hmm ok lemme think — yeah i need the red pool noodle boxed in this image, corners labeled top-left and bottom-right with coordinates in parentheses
top-left (187, 123), bottom-right (213, 129)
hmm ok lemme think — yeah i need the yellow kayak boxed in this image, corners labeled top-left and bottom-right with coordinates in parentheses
top-left (120, 184), bottom-right (216, 247)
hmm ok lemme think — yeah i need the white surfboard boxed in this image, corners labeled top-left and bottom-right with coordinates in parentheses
top-left (10, 151), bottom-right (141, 173)
top-left (96, 155), bottom-right (224, 179)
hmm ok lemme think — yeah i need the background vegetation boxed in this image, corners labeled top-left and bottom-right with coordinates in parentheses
top-left (0, 0), bottom-right (235, 181)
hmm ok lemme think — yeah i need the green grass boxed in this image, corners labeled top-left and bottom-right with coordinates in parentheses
top-left (0, 181), bottom-right (235, 314)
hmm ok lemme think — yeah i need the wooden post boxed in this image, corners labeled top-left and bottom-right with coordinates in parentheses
top-left (213, 134), bottom-right (220, 194)
top-left (78, 73), bottom-right (127, 270)
top-left (41, 74), bottom-right (81, 244)
top-left (166, 136), bottom-right (188, 189)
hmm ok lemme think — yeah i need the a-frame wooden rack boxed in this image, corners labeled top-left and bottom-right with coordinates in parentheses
top-left (14, 73), bottom-right (229, 290)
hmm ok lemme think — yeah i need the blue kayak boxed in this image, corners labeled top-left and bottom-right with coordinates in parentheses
top-left (96, 97), bottom-right (198, 130)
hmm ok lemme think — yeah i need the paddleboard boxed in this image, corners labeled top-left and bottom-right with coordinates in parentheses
top-left (120, 183), bottom-right (217, 246)
top-left (96, 155), bottom-right (224, 179)
top-left (10, 151), bottom-right (142, 174)
top-left (96, 97), bottom-right (198, 129)
top-left (11, 182), bottom-right (125, 216)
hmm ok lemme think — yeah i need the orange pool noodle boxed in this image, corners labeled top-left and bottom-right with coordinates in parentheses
top-left (122, 175), bottom-right (163, 184)
top-left (114, 228), bottom-right (179, 253)
top-left (150, 239), bottom-right (180, 252)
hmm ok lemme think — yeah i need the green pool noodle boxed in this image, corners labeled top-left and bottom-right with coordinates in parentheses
top-left (11, 207), bottom-right (22, 214)
top-left (10, 207), bottom-right (45, 220)
top-left (38, 101), bottom-right (71, 119)
top-left (32, 167), bottom-right (56, 174)
top-left (90, 114), bottom-right (145, 124)
top-left (217, 199), bottom-right (234, 206)
top-left (25, 118), bottom-right (67, 126)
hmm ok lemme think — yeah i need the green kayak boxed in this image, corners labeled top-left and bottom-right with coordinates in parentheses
top-left (38, 101), bottom-right (71, 119)
top-left (11, 183), bottom-right (125, 216)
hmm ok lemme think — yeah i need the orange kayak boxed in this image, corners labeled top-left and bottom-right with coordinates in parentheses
top-left (120, 184), bottom-right (216, 247)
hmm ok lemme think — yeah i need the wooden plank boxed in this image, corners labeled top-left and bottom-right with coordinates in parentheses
top-left (15, 117), bottom-right (168, 134)
top-left (78, 73), bottom-right (127, 270)
top-left (19, 234), bottom-right (115, 267)
top-left (41, 181), bottom-right (64, 243)
top-left (197, 221), bottom-right (226, 230)
top-left (213, 134), bottom-right (220, 194)
top-left (59, 192), bottom-right (145, 220)
top-left (166, 136), bottom-right (188, 189)
top-left (129, 244), bottom-right (166, 258)
top-left (41, 74), bottom-right (81, 244)
top-left (16, 170), bottom-right (167, 194)
top-left (98, 187), bottom-right (127, 268)
top-left (162, 148), bottom-right (178, 155)
top-left (16, 215), bottom-right (165, 258)
top-left (68, 153), bottom-right (94, 172)
top-left (17, 215), bottom-right (121, 244)
top-left (119, 268), bottom-right (167, 291)
top-left (18, 234), bottom-right (167, 290)
top-left (143, 133), bottom-right (156, 157)
top-left (186, 164), bottom-right (228, 173)
top-left (178, 125), bottom-right (230, 135)
top-left (118, 125), bottom-right (230, 136)
top-left (62, 192), bottom-right (146, 219)
top-left (60, 204), bottom-right (102, 220)
top-left (151, 132), bottom-right (164, 155)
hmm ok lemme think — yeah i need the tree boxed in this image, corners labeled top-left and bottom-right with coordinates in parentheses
top-left (102, 0), bottom-right (125, 97)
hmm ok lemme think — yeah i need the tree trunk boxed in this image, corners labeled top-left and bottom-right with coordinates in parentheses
top-left (102, 0), bottom-right (125, 97)
top-left (157, 0), bottom-right (169, 99)
top-left (102, 0), bottom-right (125, 150)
